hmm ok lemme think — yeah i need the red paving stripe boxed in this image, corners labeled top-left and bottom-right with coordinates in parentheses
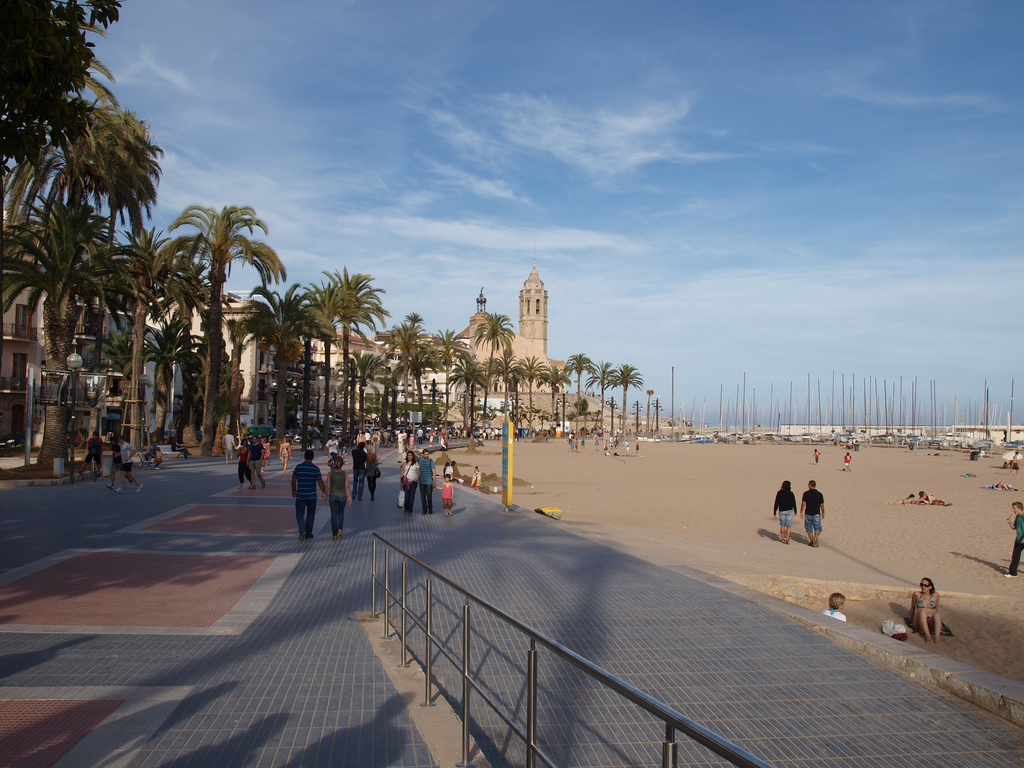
top-left (0, 552), bottom-right (275, 627)
top-left (145, 505), bottom-right (294, 534)
top-left (0, 699), bottom-right (123, 768)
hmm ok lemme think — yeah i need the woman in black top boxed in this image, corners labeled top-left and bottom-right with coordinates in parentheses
top-left (773, 480), bottom-right (797, 545)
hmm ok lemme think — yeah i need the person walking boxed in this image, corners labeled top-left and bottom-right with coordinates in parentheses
top-left (248, 436), bottom-right (265, 489)
top-left (1005, 501), bottom-right (1024, 578)
top-left (813, 448), bottom-right (820, 465)
top-left (843, 452), bottom-right (852, 471)
top-left (236, 438), bottom-right (251, 489)
top-left (401, 451), bottom-right (419, 514)
top-left (279, 438), bottom-right (292, 472)
top-left (84, 432), bottom-right (103, 481)
top-left (323, 455), bottom-right (353, 540)
top-left (350, 441), bottom-right (367, 500)
top-left (223, 431), bottom-right (235, 464)
top-left (365, 451), bottom-right (379, 501)
top-left (119, 439), bottom-right (141, 493)
top-left (292, 449), bottom-right (326, 540)
top-left (106, 435), bottom-right (122, 490)
top-left (800, 480), bottom-right (825, 547)
top-left (441, 475), bottom-right (454, 516)
top-left (418, 448), bottom-right (436, 515)
top-left (773, 480), bottom-right (797, 544)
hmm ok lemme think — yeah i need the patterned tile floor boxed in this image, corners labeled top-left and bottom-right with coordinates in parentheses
top-left (0, 452), bottom-right (1022, 767)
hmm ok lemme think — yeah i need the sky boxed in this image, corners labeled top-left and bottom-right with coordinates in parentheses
top-left (92, 0), bottom-right (1024, 427)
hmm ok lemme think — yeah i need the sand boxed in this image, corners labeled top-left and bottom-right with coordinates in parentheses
top-left (445, 439), bottom-right (1024, 684)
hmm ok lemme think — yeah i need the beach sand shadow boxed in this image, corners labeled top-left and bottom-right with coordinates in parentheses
top-left (950, 551), bottom-right (1006, 575)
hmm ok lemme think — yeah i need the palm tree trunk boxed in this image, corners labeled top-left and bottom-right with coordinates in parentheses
top-left (274, 351), bottom-right (288, 443)
top-left (39, 304), bottom-right (75, 465)
top-left (201, 276), bottom-right (225, 456)
top-left (130, 305), bottom-right (147, 447)
top-left (301, 337), bottom-right (312, 452)
top-left (322, 340), bottom-right (332, 450)
top-left (229, 347), bottom-right (242, 436)
top-left (341, 329), bottom-right (350, 439)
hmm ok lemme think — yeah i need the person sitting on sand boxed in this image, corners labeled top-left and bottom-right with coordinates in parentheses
top-left (986, 482), bottom-right (1019, 491)
top-left (917, 491), bottom-right (950, 505)
top-left (822, 592), bottom-right (847, 622)
top-left (909, 578), bottom-right (942, 643)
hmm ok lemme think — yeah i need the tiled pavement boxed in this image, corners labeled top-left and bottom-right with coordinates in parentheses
top-left (0, 453), bottom-right (1022, 767)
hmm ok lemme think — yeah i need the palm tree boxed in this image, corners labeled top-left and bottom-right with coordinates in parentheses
top-left (491, 351), bottom-right (518, 416)
top-left (645, 389), bottom-right (655, 437)
top-left (325, 269), bottom-right (389, 442)
top-left (3, 202), bottom-right (112, 463)
top-left (244, 284), bottom-right (308, 443)
top-left (614, 363), bottom-right (644, 433)
top-left (565, 353), bottom-right (594, 431)
top-left (587, 361), bottom-right (614, 432)
top-left (224, 316), bottom-right (254, 438)
top-left (304, 279), bottom-right (342, 446)
top-left (353, 352), bottom-right (386, 431)
top-left (544, 363), bottom-right (571, 429)
top-left (386, 321), bottom-right (424, 422)
top-left (146, 316), bottom-right (200, 440)
top-left (451, 356), bottom-right (486, 428)
top-left (169, 205), bottom-right (284, 455)
top-left (516, 356), bottom-right (544, 430)
top-left (434, 329), bottom-right (464, 425)
top-left (472, 313), bottom-right (514, 427)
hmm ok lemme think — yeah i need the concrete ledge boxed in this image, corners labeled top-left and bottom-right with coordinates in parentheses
top-left (0, 475), bottom-right (72, 489)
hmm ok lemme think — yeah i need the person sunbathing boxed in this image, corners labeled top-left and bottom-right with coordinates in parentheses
top-left (986, 482), bottom-right (1019, 491)
top-left (909, 578), bottom-right (943, 643)
top-left (886, 494), bottom-right (919, 505)
top-left (917, 491), bottom-right (950, 505)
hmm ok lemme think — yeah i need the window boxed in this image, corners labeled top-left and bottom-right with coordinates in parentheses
top-left (536, 298), bottom-right (540, 314)
top-left (12, 352), bottom-right (28, 379)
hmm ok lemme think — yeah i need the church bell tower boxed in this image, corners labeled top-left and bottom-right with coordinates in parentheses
top-left (518, 262), bottom-right (548, 358)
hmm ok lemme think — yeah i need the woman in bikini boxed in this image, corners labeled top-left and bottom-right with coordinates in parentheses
top-left (909, 577), bottom-right (942, 643)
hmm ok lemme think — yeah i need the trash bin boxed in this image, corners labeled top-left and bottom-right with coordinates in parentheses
top-left (854, 444), bottom-right (860, 452)
top-left (53, 457), bottom-right (64, 477)
top-left (970, 450), bottom-right (980, 462)
top-left (101, 454), bottom-right (113, 478)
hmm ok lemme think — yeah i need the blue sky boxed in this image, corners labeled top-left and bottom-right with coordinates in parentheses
top-left (93, 1), bottom-right (1024, 426)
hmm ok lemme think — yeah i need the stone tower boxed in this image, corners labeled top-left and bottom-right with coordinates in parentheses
top-left (518, 261), bottom-right (548, 358)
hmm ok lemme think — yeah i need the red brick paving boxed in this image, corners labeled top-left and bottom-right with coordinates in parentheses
top-left (145, 505), bottom-right (294, 534)
top-left (0, 552), bottom-right (274, 627)
top-left (0, 699), bottom-right (123, 768)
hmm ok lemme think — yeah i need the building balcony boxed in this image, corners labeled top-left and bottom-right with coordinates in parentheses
top-left (2, 323), bottom-right (38, 341)
top-left (0, 377), bottom-right (28, 392)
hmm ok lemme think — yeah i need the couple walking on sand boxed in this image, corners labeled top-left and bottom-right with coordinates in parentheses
top-left (773, 480), bottom-right (825, 546)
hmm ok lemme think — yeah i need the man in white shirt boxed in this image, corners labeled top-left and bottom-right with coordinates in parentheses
top-left (119, 440), bottom-right (142, 493)
top-left (326, 435), bottom-right (339, 459)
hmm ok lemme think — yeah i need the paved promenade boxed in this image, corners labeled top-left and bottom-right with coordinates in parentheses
top-left (0, 451), bottom-right (1022, 767)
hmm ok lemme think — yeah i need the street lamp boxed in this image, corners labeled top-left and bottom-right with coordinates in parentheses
top-left (430, 378), bottom-right (438, 438)
top-left (67, 353), bottom-right (83, 485)
top-left (654, 397), bottom-right (660, 435)
top-left (609, 399), bottom-right (617, 435)
top-left (634, 400), bottom-right (640, 435)
top-left (469, 379), bottom-right (476, 438)
top-left (561, 396), bottom-right (567, 434)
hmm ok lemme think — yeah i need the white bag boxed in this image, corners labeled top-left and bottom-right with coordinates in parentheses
top-left (397, 489), bottom-right (405, 508)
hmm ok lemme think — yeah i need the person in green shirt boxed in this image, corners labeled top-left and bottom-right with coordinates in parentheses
top-left (1005, 501), bottom-right (1024, 578)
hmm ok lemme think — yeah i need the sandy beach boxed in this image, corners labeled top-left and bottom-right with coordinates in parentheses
top-left (438, 438), bottom-right (1024, 685)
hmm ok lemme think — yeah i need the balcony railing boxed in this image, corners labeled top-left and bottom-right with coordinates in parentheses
top-left (0, 377), bottom-right (28, 392)
top-left (2, 323), bottom-right (38, 341)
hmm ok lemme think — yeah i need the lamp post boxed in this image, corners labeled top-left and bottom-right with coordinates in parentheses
top-left (654, 397), bottom-right (660, 435)
top-left (139, 373), bottom-right (152, 446)
top-left (469, 379), bottom-right (476, 438)
top-left (609, 399), bottom-right (617, 435)
top-left (561, 396), bottom-right (567, 434)
top-left (430, 378), bottom-right (438, 438)
top-left (67, 353), bottom-right (83, 484)
top-left (634, 400), bottom-right (640, 435)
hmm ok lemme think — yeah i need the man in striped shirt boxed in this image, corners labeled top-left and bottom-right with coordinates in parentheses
top-left (291, 450), bottom-right (326, 540)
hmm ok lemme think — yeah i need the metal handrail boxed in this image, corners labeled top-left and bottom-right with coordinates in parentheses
top-left (371, 534), bottom-right (775, 768)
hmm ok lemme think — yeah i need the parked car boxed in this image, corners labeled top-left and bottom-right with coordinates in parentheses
top-left (1, 431), bottom-right (25, 448)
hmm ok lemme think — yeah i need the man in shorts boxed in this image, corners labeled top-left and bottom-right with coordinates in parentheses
top-left (84, 432), bottom-right (103, 480)
top-left (800, 480), bottom-right (825, 547)
top-left (248, 436), bottom-right (265, 489)
top-left (106, 435), bottom-right (122, 490)
top-left (118, 439), bottom-right (141, 493)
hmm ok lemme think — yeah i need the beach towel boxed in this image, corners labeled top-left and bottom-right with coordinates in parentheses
top-left (904, 616), bottom-right (954, 637)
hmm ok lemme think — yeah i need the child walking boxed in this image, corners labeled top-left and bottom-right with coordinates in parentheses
top-left (442, 476), bottom-right (454, 516)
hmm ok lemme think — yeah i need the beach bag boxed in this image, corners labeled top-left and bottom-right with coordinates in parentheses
top-left (882, 621), bottom-right (908, 641)
top-left (397, 489), bottom-right (404, 508)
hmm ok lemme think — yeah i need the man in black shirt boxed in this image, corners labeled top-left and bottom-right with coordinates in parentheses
top-left (800, 480), bottom-right (825, 548)
top-left (350, 441), bottom-right (368, 500)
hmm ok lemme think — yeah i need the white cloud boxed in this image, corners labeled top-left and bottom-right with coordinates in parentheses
top-left (427, 163), bottom-right (528, 203)
top-left (119, 47), bottom-right (194, 94)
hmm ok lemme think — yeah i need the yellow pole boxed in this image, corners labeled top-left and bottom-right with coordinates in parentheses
top-left (502, 421), bottom-right (513, 509)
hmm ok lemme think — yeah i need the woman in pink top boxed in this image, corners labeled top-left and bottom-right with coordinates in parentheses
top-left (441, 477), bottom-right (454, 516)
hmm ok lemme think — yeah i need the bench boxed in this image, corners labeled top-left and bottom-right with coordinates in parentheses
top-left (158, 444), bottom-right (190, 458)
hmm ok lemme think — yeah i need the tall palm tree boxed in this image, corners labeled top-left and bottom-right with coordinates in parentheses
top-left (433, 329), bottom-right (464, 425)
top-left (304, 279), bottom-right (342, 446)
top-left (3, 202), bottom-right (112, 463)
top-left (614, 363), bottom-right (644, 432)
top-left (353, 352), bottom-right (386, 431)
top-left (169, 205), bottom-right (284, 455)
top-left (243, 284), bottom-right (308, 443)
top-left (146, 316), bottom-right (200, 440)
top-left (472, 312), bottom-right (514, 427)
top-left (386, 321), bottom-right (425, 422)
top-left (451, 356), bottom-right (486, 428)
top-left (224, 316), bottom-right (254, 438)
top-left (491, 351), bottom-right (518, 416)
top-left (566, 353), bottom-right (594, 431)
top-left (516, 356), bottom-right (544, 430)
top-left (587, 361), bottom-right (614, 432)
top-left (325, 269), bottom-right (389, 442)
top-left (544, 363), bottom-right (571, 429)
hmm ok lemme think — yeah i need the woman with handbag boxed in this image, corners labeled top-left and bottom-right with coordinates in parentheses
top-left (401, 451), bottom-right (419, 514)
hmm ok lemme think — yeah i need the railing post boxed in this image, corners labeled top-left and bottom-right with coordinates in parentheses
top-left (662, 724), bottom-right (677, 768)
top-left (457, 601), bottom-right (475, 768)
top-left (370, 538), bottom-right (377, 616)
top-left (400, 559), bottom-right (409, 667)
top-left (526, 639), bottom-right (538, 768)
top-left (422, 578), bottom-right (434, 707)
top-left (382, 548), bottom-right (391, 638)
